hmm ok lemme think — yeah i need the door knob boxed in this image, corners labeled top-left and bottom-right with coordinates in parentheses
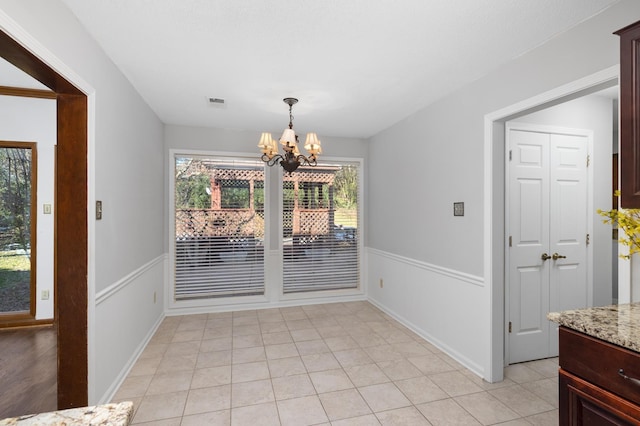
top-left (541, 253), bottom-right (551, 261)
top-left (552, 253), bottom-right (566, 260)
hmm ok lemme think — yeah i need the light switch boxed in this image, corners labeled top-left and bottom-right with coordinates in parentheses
top-left (454, 202), bottom-right (464, 216)
top-left (96, 200), bottom-right (103, 220)
top-left (43, 204), bottom-right (52, 214)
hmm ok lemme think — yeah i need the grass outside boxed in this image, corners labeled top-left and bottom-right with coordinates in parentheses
top-left (0, 250), bottom-right (31, 313)
top-left (334, 208), bottom-right (357, 228)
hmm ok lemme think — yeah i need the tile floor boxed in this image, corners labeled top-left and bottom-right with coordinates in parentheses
top-left (112, 301), bottom-right (559, 425)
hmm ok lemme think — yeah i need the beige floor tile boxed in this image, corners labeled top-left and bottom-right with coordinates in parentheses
top-left (231, 360), bottom-right (270, 383)
top-left (302, 352), bottom-right (341, 372)
top-left (131, 417), bottom-right (181, 426)
top-left (171, 329), bottom-right (204, 343)
top-left (454, 391), bottom-right (520, 425)
top-left (526, 408), bottom-right (559, 426)
top-left (344, 363), bottom-right (390, 387)
top-left (309, 368), bottom-right (354, 393)
top-left (429, 371), bottom-right (484, 397)
top-left (184, 384), bottom-right (231, 416)
top-left (191, 365), bottom-right (232, 388)
top-left (407, 354), bottom-right (456, 375)
top-left (147, 370), bottom-right (193, 395)
top-left (416, 398), bottom-right (481, 426)
top-left (318, 388), bottom-right (371, 421)
top-left (376, 406), bottom-right (431, 425)
top-left (204, 326), bottom-right (233, 340)
top-left (200, 337), bottom-right (233, 353)
top-left (272, 374), bottom-right (316, 400)
top-left (232, 346), bottom-right (266, 364)
top-left (324, 335), bottom-right (359, 351)
top-left (232, 324), bottom-right (261, 336)
top-left (231, 402), bottom-right (280, 426)
top-left (267, 356), bottom-right (308, 378)
top-left (378, 359), bottom-right (423, 381)
top-left (310, 317), bottom-right (340, 328)
top-left (290, 328), bottom-right (321, 342)
top-left (351, 332), bottom-right (387, 347)
top-left (156, 354), bottom-right (197, 374)
top-left (139, 343), bottom-right (168, 359)
top-left (277, 395), bottom-right (329, 426)
top-left (489, 384), bottom-right (555, 417)
top-left (333, 348), bottom-right (374, 368)
top-left (233, 316), bottom-right (259, 326)
top-left (176, 319), bottom-right (206, 332)
top-left (316, 325), bottom-right (349, 339)
top-left (181, 410), bottom-right (230, 426)
top-left (231, 379), bottom-right (274, 408)
top-left (504, 363), bottom-right (544, 384)
top-left (521, 378), bottom-right (559, 408)
top-left (265, 342), bottom-right (299, 359)
top-left (358, 382), bottom-right (411, 412)
top-left (261, 331), bottom-right (293, 345)
top-left (164, 340), bottom-right (201, 357)
top-left (260, 321), bottom-right (289, 334)
top-left (295, 339), bottom-right (331, 355)
top-left (286, 319), bottom-right (314, 330)
top-left (331, 414), bottom-right (381, 426)
top-left (196, 349), bottom-right (232, 368)
top-left (232, 334), bottom-right (263, 349)
top-left (365, 344), bottom-right (404, 363)
top-left (114, 375), bottom-right (153, 399)
top-left (206, 318), bottom-right (233, 329)
top-left (526, 358), bottom-right (559, 378)
top-left (132, 390), bottom-right (189, 424)
top-left (395, 375), bottom-right (449, 404)
top-left (391, 341), bottom-right (432, 357)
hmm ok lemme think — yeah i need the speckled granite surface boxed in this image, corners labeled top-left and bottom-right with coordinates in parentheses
top-left (548, 302), bottom-right (640, 353)
top-left (0, 401), bottom-right (132, 426)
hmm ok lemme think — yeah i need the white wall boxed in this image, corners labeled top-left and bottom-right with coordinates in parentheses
top-left (0, 0), bottom-right (165, 403)
top-left (0, 95), bottom-right (55, 319)
top-left (367, 0), bottom-right (640, 380)
top-left (515, 93), bottom-right (614, 307)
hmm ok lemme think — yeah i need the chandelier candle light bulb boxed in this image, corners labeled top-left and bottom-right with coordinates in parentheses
top-left (258, 97), bottom-right (321, 173)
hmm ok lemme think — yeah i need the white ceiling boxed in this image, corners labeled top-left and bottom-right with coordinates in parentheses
top-left (12, 1), bottom-right (621, 138)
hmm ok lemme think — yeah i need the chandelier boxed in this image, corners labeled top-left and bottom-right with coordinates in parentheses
top-left (258, 97), bottom-right (322, 173)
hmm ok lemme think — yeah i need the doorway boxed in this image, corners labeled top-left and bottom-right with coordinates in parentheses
top-left (506, 122), bottom-right (591, 363)
top-left (0, 29), bottom-right (89, 409)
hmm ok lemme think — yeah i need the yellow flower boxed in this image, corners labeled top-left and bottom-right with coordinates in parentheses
top-left (598, 195), bottom-right (640, 259)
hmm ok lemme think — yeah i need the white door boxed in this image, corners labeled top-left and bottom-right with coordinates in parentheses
top-left (507, 123), bottom-right (589, 364)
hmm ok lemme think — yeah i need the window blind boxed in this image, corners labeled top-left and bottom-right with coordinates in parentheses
top-left (173, 156), bottom-right (265, 299)
top-left (282, 163), bottom-right (360, 293)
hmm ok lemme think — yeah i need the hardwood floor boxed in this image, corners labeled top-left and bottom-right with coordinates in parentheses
top-left (0, 325), bottom-right (57, 418)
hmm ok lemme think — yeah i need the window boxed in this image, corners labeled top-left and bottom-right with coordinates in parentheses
top-left (173, 155), bottom-right (265, 299)
top-left (283, 162), bottom-right (360, 293)
top-left (0, 142), bottom-right (37, 318)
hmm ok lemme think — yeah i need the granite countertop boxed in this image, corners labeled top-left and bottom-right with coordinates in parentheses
top-left (0, 401), bottom-right (133, 426)
top-left (548, 302), bottom-right (640, 353)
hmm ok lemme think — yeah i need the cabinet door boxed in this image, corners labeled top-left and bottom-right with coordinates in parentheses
top-left (560, 369), bottom-right (640, 425)
top-left (616, 20), bottom-right (640, 208)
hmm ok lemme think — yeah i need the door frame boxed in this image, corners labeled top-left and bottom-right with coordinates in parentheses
top-left (0, 14), bottom-right (96, 408)
top-left (503, 121), bottom-right (594, 365)
top-left (483, 65), bottom-right (619, 383)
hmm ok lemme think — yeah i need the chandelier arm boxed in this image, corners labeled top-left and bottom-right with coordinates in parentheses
top-left (262, 153), bottom-right (285, 167)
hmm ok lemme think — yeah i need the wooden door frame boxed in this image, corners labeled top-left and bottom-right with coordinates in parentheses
top-left (0, 30), bottom-right (88, 408)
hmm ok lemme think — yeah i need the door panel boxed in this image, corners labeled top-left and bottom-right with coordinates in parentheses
top-left (509, 130), bottom-right (550, 362)
top-left (508, 125), bottom-right (589, 363)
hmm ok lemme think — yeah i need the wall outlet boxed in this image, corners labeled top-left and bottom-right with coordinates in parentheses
top-left (153, 291), bottom-right (157, 304)
top-left (41, 290), bottom-right (50, 300)
top-left (379, 278), bottom-right (384, 288)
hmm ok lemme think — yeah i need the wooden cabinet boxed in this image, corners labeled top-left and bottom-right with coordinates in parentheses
top-left (616, 20), bottom-right (640, 208)
top-left (559, 327), bottom-right (640, 425)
